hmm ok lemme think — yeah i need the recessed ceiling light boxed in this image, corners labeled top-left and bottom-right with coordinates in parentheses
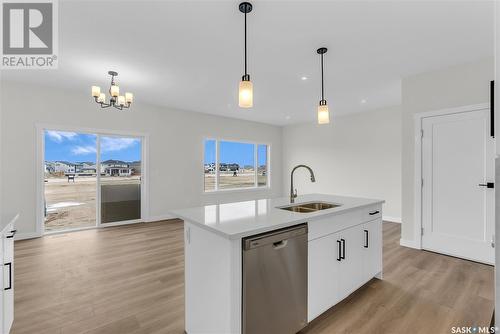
top-left (301, 76), bottom-right (308, 81)
top-left (285, 115), bottom-right (291, 120)
top-left (360, 99), bottom-right (367, 104)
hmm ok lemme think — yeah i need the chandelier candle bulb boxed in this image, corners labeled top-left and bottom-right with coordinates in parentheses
top-left (91, 86), bottom-right (101, 97)
top-left (110, 85), bottom-right (119, 97)
top-left (239, 79), bottom-right (253, 108)
top-left (97, 93), bottom-right (105, 103)
top-left (125, 92), bottom-right (133, 103)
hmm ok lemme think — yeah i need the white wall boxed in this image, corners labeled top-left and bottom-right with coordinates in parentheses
top-left (282, 106), bottom-right (402, 221)
top-left (401, 57), bottom-right (494, 244)
top-left (1, 81), bottom-right (283, 239)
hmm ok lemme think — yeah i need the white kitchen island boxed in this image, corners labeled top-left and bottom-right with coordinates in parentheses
top-left (171, 194), bottom-right (384, 334)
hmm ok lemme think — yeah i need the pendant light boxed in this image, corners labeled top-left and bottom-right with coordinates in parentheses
top-left (317, 47), bottom-right (329, 124)
top-left (238, 2), bottom-right (253, 108)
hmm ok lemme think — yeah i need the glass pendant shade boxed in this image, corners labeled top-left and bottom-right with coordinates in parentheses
top-left (91, 86), bottom-right (101, 97)
top-left (117, 95), bottom-right (125, 106)
top-left (125, 92), bottom-right (134, 103)
top-left (97, 93), bottom-right (105, 103)
top-left (110, 85), bottom-right (119, 97)
top-left (317, 103), bottom-right (330, 124)
top-left (239, 80), bottom-right (253, 108)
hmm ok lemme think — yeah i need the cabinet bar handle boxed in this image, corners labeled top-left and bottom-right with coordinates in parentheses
top-left (491, 80), bottom-right (495, 138)
top-left (369, 210), bottom-right (380, 216)
top-left (6, 229), bottom-right (17, 239)
top-left (340, 239), bottom-right (346, 260)
top-left (364, 230), bottom-right (369, 248)
top-left (337, 240), bottom-right (341, 261)
top-left (4, 262), bottom-right (12, 290)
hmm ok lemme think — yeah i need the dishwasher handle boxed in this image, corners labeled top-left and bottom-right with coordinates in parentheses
top-left (273, 240), bottom-right (288, 250)
top-left (243, 224), bottom-right (308, 250)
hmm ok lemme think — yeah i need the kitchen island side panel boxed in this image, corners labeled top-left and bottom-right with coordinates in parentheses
top-left (185, 221), bottom-right (239, 334)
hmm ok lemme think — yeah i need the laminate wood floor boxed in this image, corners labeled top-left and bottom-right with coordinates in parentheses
top-left (11, 221), bottom-right (493, 334)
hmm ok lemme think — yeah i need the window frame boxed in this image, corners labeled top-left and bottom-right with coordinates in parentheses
top-left (203, 138), bottom-right (271, 193)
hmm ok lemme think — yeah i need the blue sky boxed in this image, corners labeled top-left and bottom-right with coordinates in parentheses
top-left (204, 140), bottom-right (267, 166)
top-left (44, 131), bottom-right (141, 162)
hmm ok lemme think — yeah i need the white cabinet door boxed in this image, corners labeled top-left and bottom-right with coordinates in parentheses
top-left (338, 225), bottom-right (364, 299)
top-left (3, 223), bottom-right (14, 334)
top-left (307, 232), bottom-right (340, 322)
top-left (362, 219), bottom-right (383, 282)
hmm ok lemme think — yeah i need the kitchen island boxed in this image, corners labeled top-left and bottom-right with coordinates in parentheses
top-left (171, 194), bottom-right (384, 334)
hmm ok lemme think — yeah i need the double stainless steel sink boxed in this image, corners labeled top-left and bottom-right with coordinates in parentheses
top-left (278, 201), bottom-right (341, 213)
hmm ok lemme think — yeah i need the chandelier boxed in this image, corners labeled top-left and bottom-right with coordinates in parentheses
top-left (91, 71), bottom-right (133, 110)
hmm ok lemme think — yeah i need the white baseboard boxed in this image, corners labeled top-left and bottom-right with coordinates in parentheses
top-left (15, 232), bottom-right (42, 241)
top-left (382, 216), bottom-right (401, 223)
top-left (146, 213), bottom-right (179, 223)
top-left (399, 238), bottom-right (421, 249)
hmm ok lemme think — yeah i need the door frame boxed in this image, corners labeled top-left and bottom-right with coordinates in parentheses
top-left (35, 123), bottom-right (149, 236)
top-left (413, 103), bottom-right (491, 250)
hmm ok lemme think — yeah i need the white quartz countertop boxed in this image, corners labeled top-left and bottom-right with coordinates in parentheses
top-left (170, 194), bottom-right (384, 239)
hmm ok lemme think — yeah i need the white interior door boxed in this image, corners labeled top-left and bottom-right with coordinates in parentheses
top-left (421, 108), bottom-right (494, 264)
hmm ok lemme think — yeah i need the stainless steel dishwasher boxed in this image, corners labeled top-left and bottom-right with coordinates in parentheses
top-left (242, 224), bottom-right (308, 334)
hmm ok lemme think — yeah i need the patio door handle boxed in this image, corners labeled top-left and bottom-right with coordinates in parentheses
top-left (478, 182), bottom-right (494, 189)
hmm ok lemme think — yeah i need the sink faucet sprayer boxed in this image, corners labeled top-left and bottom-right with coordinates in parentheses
top-left (290, 165), bottom-right (316, 203)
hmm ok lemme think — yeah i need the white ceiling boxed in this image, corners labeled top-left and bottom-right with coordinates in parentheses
top-left (2, 0), bottom-right (494, 125)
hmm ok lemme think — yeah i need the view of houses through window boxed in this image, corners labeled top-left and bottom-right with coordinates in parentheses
top-left (44, 131), bottom-right (97, 231)
top-left (100, 136), bottom-right (142, 224)
top-left (204, 139), bottom-right (269, 191)
top-left (43, 130), bottom-right (142, 232)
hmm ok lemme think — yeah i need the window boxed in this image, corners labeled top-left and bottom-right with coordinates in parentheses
top-left (257, 144), bottom-right (268, 187)
top-left (204, 139), bottom-right (269, 192)
top-left (204, 140), bottom-right (216, 191)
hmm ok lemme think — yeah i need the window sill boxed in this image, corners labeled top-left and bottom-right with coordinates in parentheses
top-left (203, 186), bottom-right (271, 195)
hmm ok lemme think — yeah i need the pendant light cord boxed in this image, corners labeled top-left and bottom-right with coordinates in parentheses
top-left (321, 53), bottom-right (324, 101)
top-left (244, 11), bottom-right (247, 76)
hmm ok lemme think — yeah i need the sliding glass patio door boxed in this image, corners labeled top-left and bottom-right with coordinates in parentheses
top-left (42, 129), bottom-right (144, 233)
top-left (43, 131), bottom-right (98, 232)
top-left (99, 136), bottom-right (142, 224)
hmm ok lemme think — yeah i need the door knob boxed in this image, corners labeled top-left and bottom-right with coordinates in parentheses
top-left (478, 182), bottom-right (494, 189)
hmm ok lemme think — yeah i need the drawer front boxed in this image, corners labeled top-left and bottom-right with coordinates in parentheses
top-left (308, 210), bottom-right (362, 241)
top-left (361, 205), bottom-right (382, 222)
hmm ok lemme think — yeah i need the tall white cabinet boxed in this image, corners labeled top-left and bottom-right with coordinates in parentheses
top-left (0, 216), bottom-right (17, 334)
top-left (495, 0), bottom-right (500, 328)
